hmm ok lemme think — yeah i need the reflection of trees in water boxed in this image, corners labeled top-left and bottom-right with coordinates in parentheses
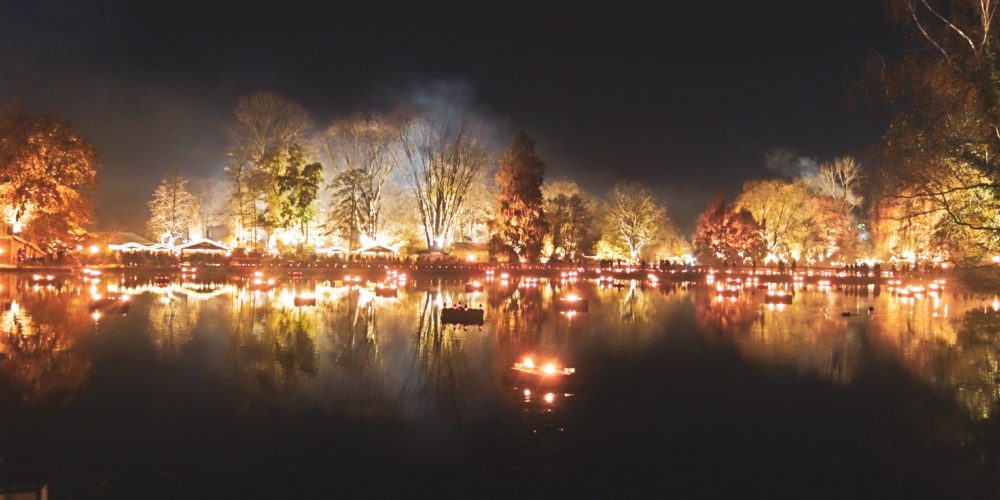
top-left (693, 291), bottom-right (861, 385)
top-left (226, 289), bottom-right (319, 403)
top-left (0, 293), bottom-right (92, 404)
top-left (693, 294), bottom-right (759, 341)
top-left (492, 287), bottom-right (548, 342)
top-left (748, 304), bottom-right (862, 385)
top-left (324, 290), bottom-right (384, 406)
top-left (148, 294), bottom-right (199, 361)
top-left (618, 282), bottom-right (651, 325)
top-left (398, 291), bottom-right (474, 420)
top-left (881, 307), bottom-right (1000, 420)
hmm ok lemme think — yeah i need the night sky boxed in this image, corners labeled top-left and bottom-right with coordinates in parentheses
top-left (0, 1), bottom-right (896, 233)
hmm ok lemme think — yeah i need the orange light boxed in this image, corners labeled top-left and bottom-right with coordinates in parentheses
top-left (543, 393), bottom-right (555, 404)
top-left (522, 357), bottom-right (535, 370)
top-left (543, 363), bottom-right (557, 375)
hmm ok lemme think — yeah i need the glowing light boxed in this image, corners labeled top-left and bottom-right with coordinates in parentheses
top-left (543, 363), bottom-right (557, 375)
top-left (543, 393), bottom-right (555, 404)
top-left (91, 310), bottom-right (101, 321)
top-left (522, 357), bottom-right (535, 370)
top-left (88, 245), bottom-right (99, 255)
top-left (523, 389), bottom-right (531, 397)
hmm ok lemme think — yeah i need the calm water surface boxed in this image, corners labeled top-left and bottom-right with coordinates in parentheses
top-left (1, 272), bottom-right (999, 497)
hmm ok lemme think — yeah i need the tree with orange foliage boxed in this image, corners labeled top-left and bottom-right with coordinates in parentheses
top-left (491, 132), bottom-right (547, 260)
top-left (0, 105), bottom-right (98, 251)
top-left (694, 194), bottom-right (764, 265)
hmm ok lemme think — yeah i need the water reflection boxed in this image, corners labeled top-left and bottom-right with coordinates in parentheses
top-left (3, 272), bottom-right (1000, 425)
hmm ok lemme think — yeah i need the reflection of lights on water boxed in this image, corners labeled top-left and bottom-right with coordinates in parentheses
top-left (91, 310), bottom-right (101, 321)
top-left (544, 393), bottom-right (555, 404)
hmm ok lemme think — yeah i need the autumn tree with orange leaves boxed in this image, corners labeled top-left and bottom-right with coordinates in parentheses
top-left (491, 132), bottom-right (547, 260)
top-left (0, 104), bottom-right (98, 251)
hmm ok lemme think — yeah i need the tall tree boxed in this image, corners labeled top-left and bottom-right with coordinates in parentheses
top-left (694, 194), bottom-right (764, 265)
top-left (275, 150), bottom-right (323, 242)
top-left (225, 92), bottom-right (310, 248)
top-left (396, 112), bottom-right (490, 250)
top-left (147, 170), bottom-right (201, 243)
top-left (875, 1), bottom-right (1000, 261)
top-left (318, 116), bottom-right (397, 240)
top-left (604, 182), bottom-right (666, 260)
top-left (0, 105), bottom-right (98, 250)
top-left (546, 193), bottom-right (592, 260)
top-left (492, 132), bottom-right (547, 260)
top-left (328, 168), bottom-right (367, 251)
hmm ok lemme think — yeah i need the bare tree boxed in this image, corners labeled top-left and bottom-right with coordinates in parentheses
top-left (229, 92), bottom-right (311, 166)
top-left (396, 113), bottom-right (491, 250)
top-left (318, 116), bottom-right (398, 240)
top-left (894, 0), bottom-right (997, 64)
top-left (147, 170), bottom-right (201, 243)
top-left (605, 182), bottom-right (666, 259)
top-left (808, 156), bottom-right (862, 216)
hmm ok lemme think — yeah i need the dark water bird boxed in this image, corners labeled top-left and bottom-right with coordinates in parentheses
top-left (841, 312), bottom-right (852, 317)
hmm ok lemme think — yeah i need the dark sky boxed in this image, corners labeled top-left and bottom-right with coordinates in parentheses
top-left (0, 0), bottom-right (897, 233)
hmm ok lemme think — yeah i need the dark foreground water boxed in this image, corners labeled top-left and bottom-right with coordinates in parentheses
top-left (1, 271), bottom-right (999, 498)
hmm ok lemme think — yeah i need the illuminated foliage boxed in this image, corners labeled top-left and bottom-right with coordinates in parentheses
top-left (603, 182), bottom-right (669, 260)
top-left (328, 168), bottom-right (367, 250)
top-left (694, 194), bottom-right (764, 265)
top-left (734, 179), bottom-right (812, 259)
top-left (147, 170), bottom-right (201, 242)
top-left (318, 116), bottom-right (398, 240)
top-left (274, 146), bottom-right (323, 242)
top-left (876, 1), bottom-right (1000, 261)
top-left (545, 193), bottom-right (593, 260)
top-left (0, 104), bottom-right (98, 250)
top-left (225, 92), bottom-right (311, 247)
top-left (492, 132), bottom-right (548, 260)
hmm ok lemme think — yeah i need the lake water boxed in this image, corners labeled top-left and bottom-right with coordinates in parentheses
top-left (1, 271), bottom-right (999, 497)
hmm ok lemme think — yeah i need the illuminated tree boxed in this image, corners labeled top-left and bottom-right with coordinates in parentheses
top-left (604, 182), bottom-right (667, 260)
top-left (545, 193), bottom-right (593, 260)
top-left (397, 111), bottom-right (491, 250)
top-left (275, 148), bottom-right (323, 242)
top-left (875, 1), bottom-right (1000, 261)
top-left (492, 132), bottom-right (547, 260)
top-left (225, 92), bottom-right (311, 247)
top-left (328, 168), bottom-right (367, 250)
top-left (734, 179), bottom-right (813, 259)
top-left (694, 194), bottom-right (764, 265)
top-left (0, 105), bottom-right (98, 250)
top-left (318, 116), bottom-right (398, 241)
top-left (805, 156), bottom-right (862, 217)
top-left (147, 170), bottom-right (201, 242)
top-left (453, 170), bottom-right (495, 243)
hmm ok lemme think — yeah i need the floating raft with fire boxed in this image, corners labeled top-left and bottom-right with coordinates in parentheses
top-left (441, 306), bottom-right (485, 325)
top-left (556, 295), bottom-right (589, 312)
top-left (506, 357), bottom-right (577, 388)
